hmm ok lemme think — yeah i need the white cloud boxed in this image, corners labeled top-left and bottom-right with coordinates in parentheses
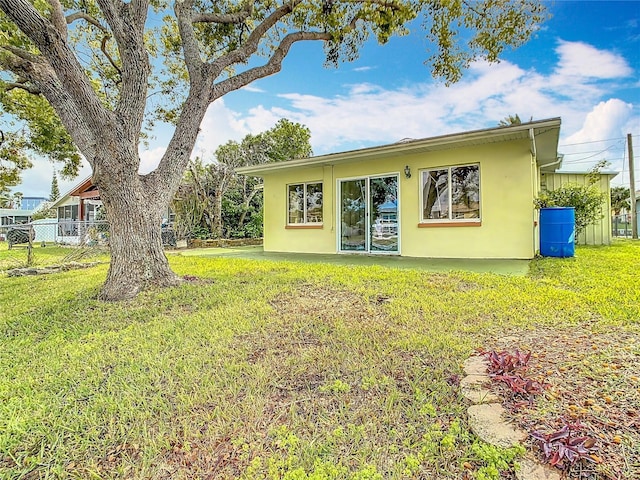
top-left (554, 40), bottom-right (633, 80)
top-left (139, 146), bottom-right (166, 174)
top-left (206, 40), bottom-right (635, 159)
top-left (558, 99), bottom-right (636, 182)
top-left (193, 99), bottom-right (250, 161)
top-left (241, 85), bottom-right (265, 93)
top-left (564, 99), bottom-right (634, 145)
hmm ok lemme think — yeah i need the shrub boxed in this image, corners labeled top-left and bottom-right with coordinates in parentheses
top-left (535, 183), bottom-right (605, 236)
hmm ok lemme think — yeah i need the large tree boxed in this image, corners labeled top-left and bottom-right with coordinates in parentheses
top-left (0, 0), bottom-right (546, 300)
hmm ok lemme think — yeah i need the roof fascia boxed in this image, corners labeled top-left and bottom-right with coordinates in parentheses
top-left (237, 118), bottom-right (562, 176)
top-left (553, 170), bottom-right (619, 176)
top-left (50, 175), bottom-right (93, 209)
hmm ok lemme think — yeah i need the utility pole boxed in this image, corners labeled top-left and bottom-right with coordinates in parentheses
top-left (628, 133), bottom-right (637, 239)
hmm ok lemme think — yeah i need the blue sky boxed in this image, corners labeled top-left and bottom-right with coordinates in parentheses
top-left (16, 0), bottom-right (640, 198)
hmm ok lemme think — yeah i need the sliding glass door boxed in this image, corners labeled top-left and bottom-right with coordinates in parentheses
top-left (339, 175), bottom-right (398, 254)
top-left (339, 179), bottom-right (366, 251)
top-left (370, 176), bottom-right (399, 252)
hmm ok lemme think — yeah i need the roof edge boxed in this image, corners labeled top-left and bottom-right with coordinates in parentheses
top-left (50, 175), bottom-right (92, 209)
top-left (237, 118), bottom-right (561, 176)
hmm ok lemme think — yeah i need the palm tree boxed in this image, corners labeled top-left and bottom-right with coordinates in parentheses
top-left (499, 114), bottom-right (522, 126)
top-left (0, 192), bottom-right (12, 208)
top-left (610, 186), bottom-right (630, 215)
top-left (499, 114), bottom-right (533, 127)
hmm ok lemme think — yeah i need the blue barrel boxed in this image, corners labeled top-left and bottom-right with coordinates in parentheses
top-left (539, 207), bottom-right (575, 258)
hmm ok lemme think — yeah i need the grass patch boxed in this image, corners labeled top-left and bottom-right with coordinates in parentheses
top-left (0, 240), bottom-right (638, 479)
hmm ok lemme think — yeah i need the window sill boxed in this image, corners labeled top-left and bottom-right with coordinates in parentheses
top-left (286, 224), bottom-right (323, 229)
top-left (418, 221), bottom-right (481, 228)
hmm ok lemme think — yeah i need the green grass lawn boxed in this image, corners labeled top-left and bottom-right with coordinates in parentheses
top-left (0, 241), bottom-right (638, 479)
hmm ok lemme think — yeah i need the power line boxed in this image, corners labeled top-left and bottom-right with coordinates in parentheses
top-left (562, 148), bottom-right (626, 156)
top-left (563, 155), bottom-right (640, 164)
top-left (559, 135), bottom-right (639, 148)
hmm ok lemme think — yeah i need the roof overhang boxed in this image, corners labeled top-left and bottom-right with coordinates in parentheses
top-left (549, 170), bottom-right (620, 184)
top-left (0, 208), bottom-right (33, 216)
top-left (50, 175), bottom-right (93, 209)
top-left (236, 118), bottom-right (562, 176)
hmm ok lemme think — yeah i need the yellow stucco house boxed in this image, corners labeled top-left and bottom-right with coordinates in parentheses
top-left (237, 118), bottom-right (613, 259)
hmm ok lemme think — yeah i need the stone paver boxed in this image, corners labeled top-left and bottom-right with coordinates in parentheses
top-left (462, 355), bottom-right (489, 376)
top-left (460, 375), bottom-right (500, 404)
top-left (516, 455), bottom-right (562, 480)
top-left (467, 403), bottom-right (528, 448)
top-left (462, 353), bottom-right (559, 480)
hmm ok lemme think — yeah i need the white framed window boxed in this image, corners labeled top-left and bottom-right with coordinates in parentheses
top-left (287, 182), bottom-right (323, 224)
top-left (420, 164), bottom-right (480, 222)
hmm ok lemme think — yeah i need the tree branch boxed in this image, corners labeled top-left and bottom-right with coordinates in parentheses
top-left (4, 81), bottom-right (42, 95)
top-left (47, 0), bottom-right (67, 37)
top-left (207, 0), bottom-right (399, 77)
top-left (0, 0), bottom-right (115, 138)
top-left (66, 11), bottom-right (109, 33)
top-left (213, 31), bottom-right (331, 100)
top-left (100, 35), bottom-right (122, 79)
top-left (0, 50), bottom-right (98, 161)
top-left (2, 45), bottom-right (41, 64)
top-left (65, 12), bottom-right (122, 83)
top-left (146, 78), bottom-right (213, 203)
top-left (192, 4), bottom-right (254, 25)
top-left (175, 0), bottom-right (206, 79)
top-left (91, 0), bottom-right (150, 143)
top-left (210, 0), bottom-right (303, 74)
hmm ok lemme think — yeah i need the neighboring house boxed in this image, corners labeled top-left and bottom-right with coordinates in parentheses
top-left (540, 170), bottom-right (618, 245)
top-left (20, 196), bottom-right (48, 210)
top-left (46, 176), bottom-right (174, 245)
top-left (0, 209), bottom-right (33, 242)
top-left (0, 208), bottom-right (32, 226)
top-left (49, 176), bottom-right (103, 245)
top-left (237, 118), bottom-right (615, 259)
top-left (611, 190), bottom-right (639, 237)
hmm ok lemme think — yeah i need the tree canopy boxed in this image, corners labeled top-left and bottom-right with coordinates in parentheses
top-left (610, 186), bottom-right (630, 216)
top-left (0, 0), bottom-right (547, 300)
top-left (173, 118), bottom-right (312, 239)
top-left (0, 0), bottom-right (547, 171)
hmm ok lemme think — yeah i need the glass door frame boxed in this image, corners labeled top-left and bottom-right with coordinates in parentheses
top-left (336, 172), bottom-right (400, 255)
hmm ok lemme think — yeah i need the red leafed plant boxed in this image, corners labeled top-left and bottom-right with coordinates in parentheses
top-left (530, 424), bottom-right (599, 468)
top-left (492, 374), bottom-right (548, 396)
top-left (480, 349), bottom-right (531, 375)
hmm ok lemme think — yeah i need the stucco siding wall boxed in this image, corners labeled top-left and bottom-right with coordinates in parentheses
top-left (262, 139), bottom-right (537, 258)
top-left (540, 172), bottom-right (613, 245)
top-left (401, 141), bottom-right (535, 259)
top-left (263, 166), bottom-right (336, 253)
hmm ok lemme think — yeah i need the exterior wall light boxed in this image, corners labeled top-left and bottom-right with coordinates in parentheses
top-left (404, 165), bottom-right (412, 179)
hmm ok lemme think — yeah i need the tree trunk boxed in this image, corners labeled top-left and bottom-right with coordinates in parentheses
top-left (97, 175), bottom-right (182, 301)
top-left (238, 182), bottom-right (261, 229)
top-left (211, 190), bottom-right (224, 238)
